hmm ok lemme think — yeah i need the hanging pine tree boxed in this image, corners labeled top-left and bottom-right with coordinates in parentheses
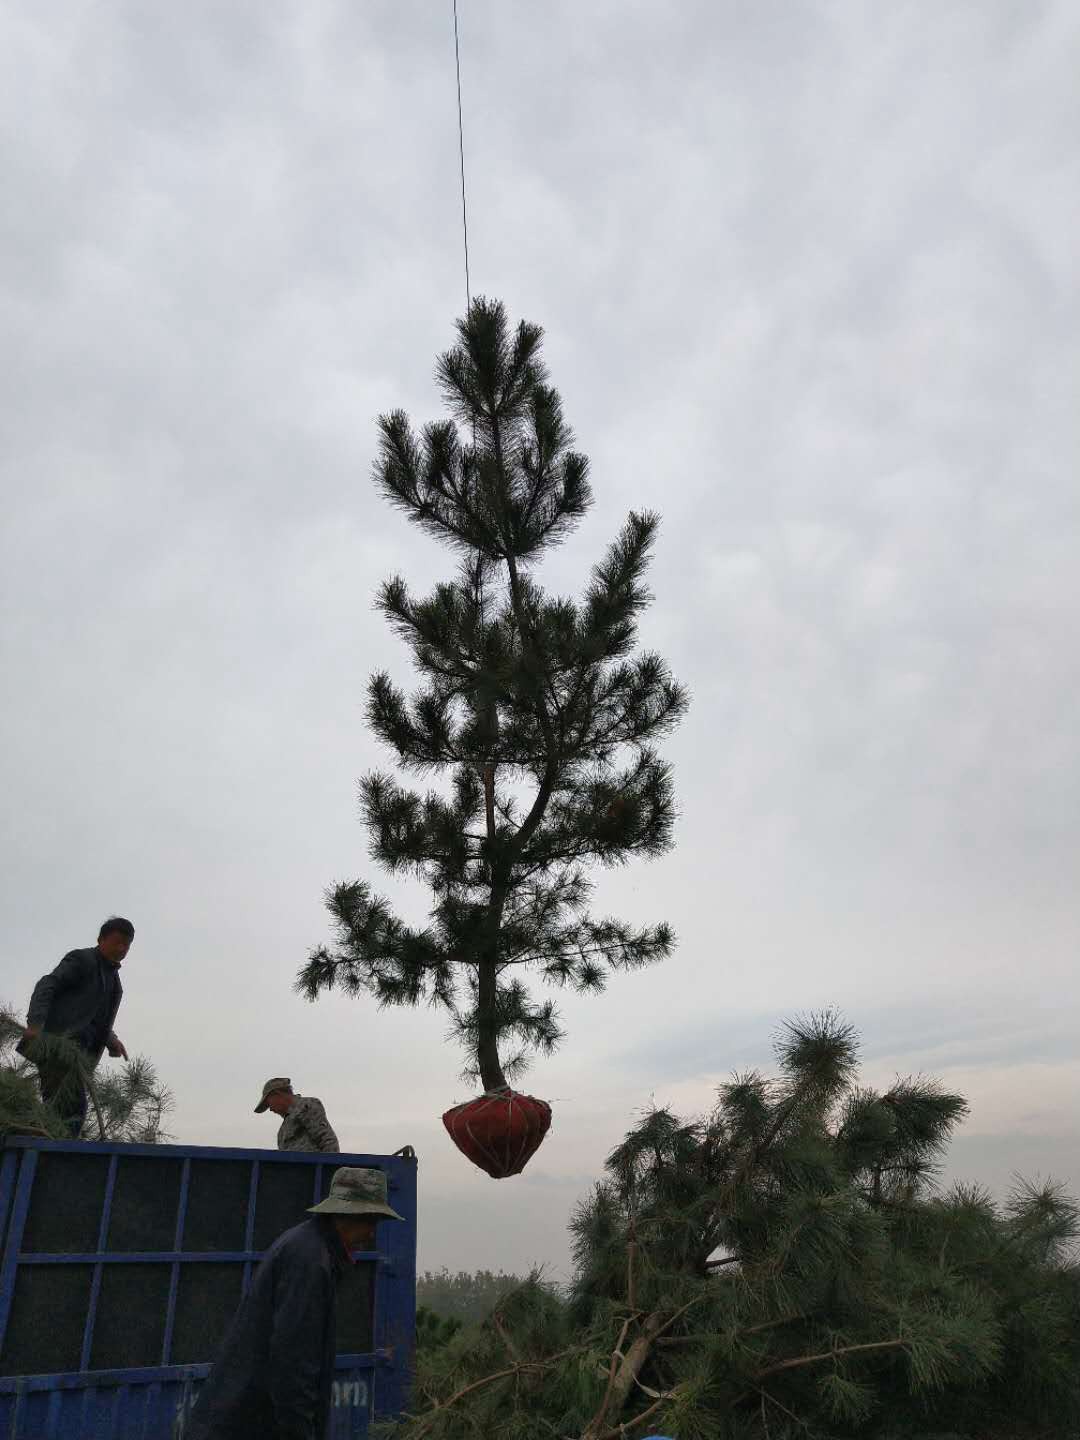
top-left (297, 299), bottom-right (687, 1174)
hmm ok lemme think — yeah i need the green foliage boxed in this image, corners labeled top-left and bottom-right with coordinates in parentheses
top-left (299, 300), bottom-right (687, 1090)
top-left (416, 1307), bottom-right (462, 1353)
top-left (91, 1054), bottom-right (174, 1143)
top-left (0, 1003), bottom-right (173, 1143)
top-left (0, 1066), bottom-right (70, 1140)
top-left (390, 1013), bottom-right (1080, 1439)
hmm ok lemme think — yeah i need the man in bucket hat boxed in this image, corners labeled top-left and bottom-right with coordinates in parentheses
top-left (255, 1075), bottom-right (341, 1153)
top-left (186, 1167), bottom-right (403, 1440)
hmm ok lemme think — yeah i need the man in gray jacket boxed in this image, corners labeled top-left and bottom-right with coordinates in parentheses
top-left (20, 916), bottom-right (134, 1136)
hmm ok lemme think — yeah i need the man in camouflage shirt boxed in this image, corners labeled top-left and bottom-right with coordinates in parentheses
top-left (255, 1076), bottom-right (341, 1153)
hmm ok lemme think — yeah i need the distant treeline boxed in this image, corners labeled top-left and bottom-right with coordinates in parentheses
top-left (416, 1268), bottom-right (527, 1326)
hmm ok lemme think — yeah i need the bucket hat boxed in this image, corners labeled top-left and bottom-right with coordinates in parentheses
top-left (308, 1167), bottom-right (404, 1222)
top-left (254, 1076), bottom-right (293, 1114)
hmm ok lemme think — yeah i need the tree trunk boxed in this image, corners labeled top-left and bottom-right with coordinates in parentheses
top-left (477, 956), bottom-right (507, 1092)
top-left (582, 1308), bottom-right (668, 1440)
top-left (478, 759), bottom-right (508, 1092)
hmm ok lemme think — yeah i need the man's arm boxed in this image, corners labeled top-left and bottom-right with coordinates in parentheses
top-left (25, 951), bottom-right (93, 1029)
top-left (105, 1032), bottom-right (128, 1060)
top-left (268, 1246), bottom-right (333, 1440)
top-left (299, 1098), bottom-right (341, 1154)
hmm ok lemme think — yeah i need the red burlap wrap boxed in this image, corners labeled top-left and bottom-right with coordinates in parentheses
top-left (442, 1089), bottom-right (553, 1178)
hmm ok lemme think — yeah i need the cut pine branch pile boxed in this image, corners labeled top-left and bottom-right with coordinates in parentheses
top-left (385, 1011), bottom-right (1080, 1440)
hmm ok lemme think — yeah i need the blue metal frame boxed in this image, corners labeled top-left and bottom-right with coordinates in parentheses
top-left (79, 1152), bottom-right (118, 1371)
top-left (161, 1155), bottom-right (190, 1366)
top-left (0, 1137), bottom-right (417, 1438)
top-left (0, 1148), bottom-right (36, 1357)
top-left (0, 1151), bottom-right (17, 1246)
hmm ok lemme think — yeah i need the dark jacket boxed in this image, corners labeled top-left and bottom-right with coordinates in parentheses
top-left (20, 947), bottom-right (123, 1065)
top-left (186, 1217), bottom-right (347, 1440)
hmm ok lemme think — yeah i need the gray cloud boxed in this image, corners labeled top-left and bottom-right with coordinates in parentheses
top-left (2, 0), bottom-right (1078, 1272)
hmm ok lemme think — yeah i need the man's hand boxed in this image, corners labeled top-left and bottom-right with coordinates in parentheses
top-left (18, 1024), bottom-right (42, 1057)
top-left (106, 1036), bottom-right (129, 1061)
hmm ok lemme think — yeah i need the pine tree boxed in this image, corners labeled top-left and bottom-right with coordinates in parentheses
top-left (387, 1012), bottom-right (1080, 1439)
top-left (298, 299), bottom-right (687, 1092)
top-left (0, 1003), bottom-right (174, 1143)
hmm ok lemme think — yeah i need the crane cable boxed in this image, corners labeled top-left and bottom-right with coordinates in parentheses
top-left (453, 0), bottom-right (471, 311)
top-left (453, 3), bottom-right (494, 848)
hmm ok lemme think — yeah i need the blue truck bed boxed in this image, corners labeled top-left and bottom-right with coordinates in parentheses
top-left (0, 1136), bottom-right (417, 1438)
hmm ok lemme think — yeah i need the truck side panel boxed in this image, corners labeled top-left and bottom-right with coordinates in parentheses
top-left (0, 1139), bottom-right (416, 1439)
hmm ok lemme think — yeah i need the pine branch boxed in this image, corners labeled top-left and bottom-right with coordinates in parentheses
top-left (593, 1393), bottom-right (672, 1440)
top-left (755, 1337), bottom-right (908, 1380)
top-left (406, 1343), bottom-right (587, 1438)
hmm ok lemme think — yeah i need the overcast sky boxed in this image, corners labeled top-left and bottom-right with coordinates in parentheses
top-left (2, 0), bottom-right (1078, 1279)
